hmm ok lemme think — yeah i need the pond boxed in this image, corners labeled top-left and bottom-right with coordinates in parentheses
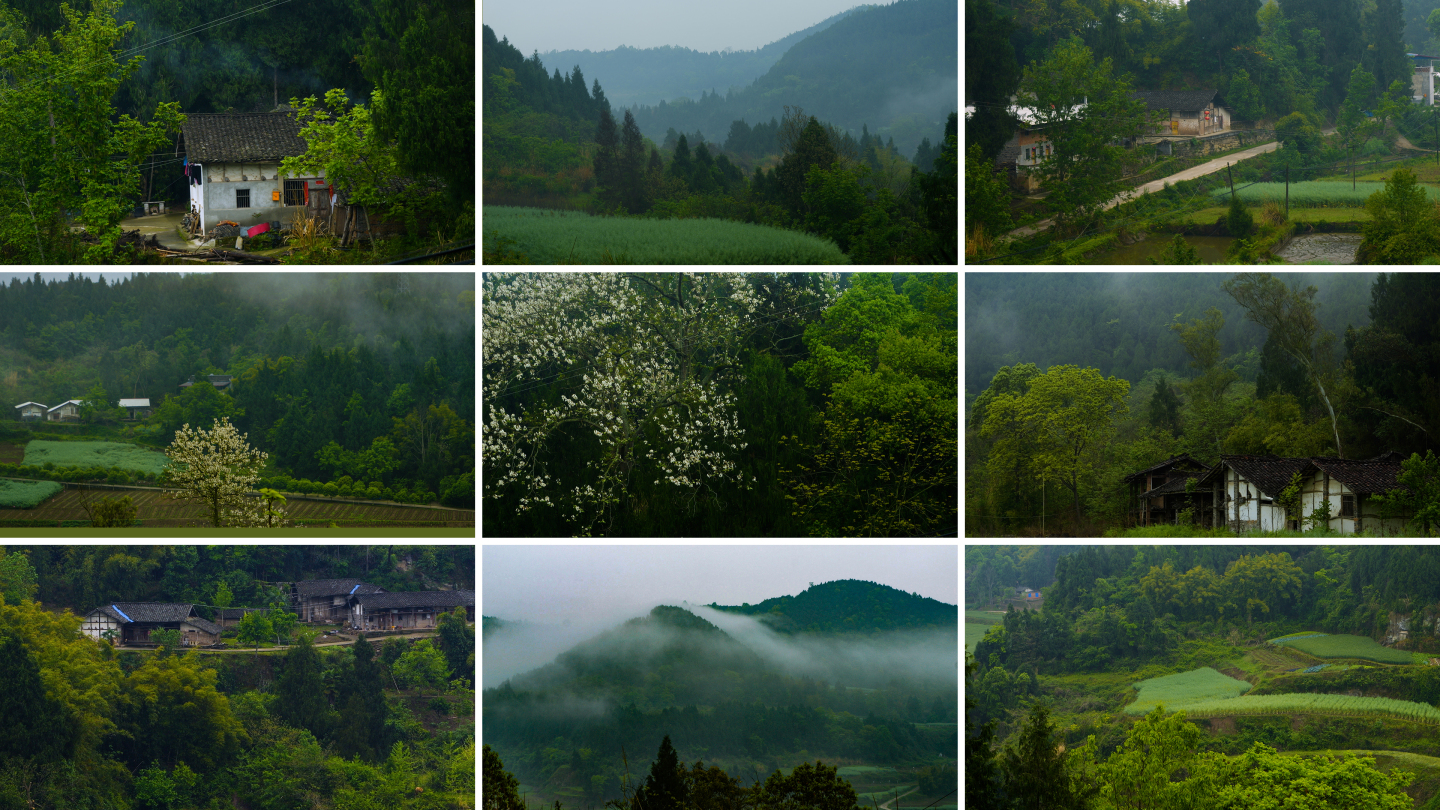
top-left (1086, 235), bottom-right (1236, 264)
top-left (1275, 233), bottom-right (1363, 264)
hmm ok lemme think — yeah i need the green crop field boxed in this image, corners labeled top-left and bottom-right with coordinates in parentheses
top-left (1212, 181), bottom-right (1440, 208)
top-left (483, 206), bottom-right (849, 264)
top-left (0, 488), bottom-right (473, 527)
top-left (0, 479), bottom-right (63, 508)
top-left (22, 441), bottom-right (169, 474)
top-left (1127, 667), bottom-right (1252, 714)
top-left (1274, 633), bottom-right (1412, 664)
top-left (1178, 693), bottom-right (1440, 724)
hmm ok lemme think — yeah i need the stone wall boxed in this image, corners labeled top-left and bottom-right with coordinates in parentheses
top-left (1143, 129), bottom-right (1277, 158)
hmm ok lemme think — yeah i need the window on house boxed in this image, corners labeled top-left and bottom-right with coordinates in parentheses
top-left (283, 179), bottom-right (305, 206)
top-left (236, 188), bottom-right (250, 208)
top-left (1341, 494), bottom-right (1355, 517)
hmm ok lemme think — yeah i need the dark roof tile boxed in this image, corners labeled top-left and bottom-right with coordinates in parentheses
top-left (183, 112), bottom-right (308, 163)
top-left (100, 602), bottom-right (197, 623)
top-left (294, 579), bottom-right (384, 598)
top-left (352, 590), bottom-right (474, 610)
top-left (1124, 454), bottom-right (1211, 483)
top-left (1132, 89), bottom-right (1220, 113)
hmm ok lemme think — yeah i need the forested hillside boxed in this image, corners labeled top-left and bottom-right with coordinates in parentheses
top-left (710, 579), bottom-right (957, 633)
top-left (967, 545), bottom-right (1440, 809)
top-left (484, 597), bottom-right (957, 809)
top-left (966, 272), bottom-right (1440, 537)
top-left (537, 6), bottom-right (870, 109)
top-left (0, 273), bottom-right (474, 507)
top-left (0, 544), bottom-right (474, 810)
top-left (622, 0), bottom-right (957, 159)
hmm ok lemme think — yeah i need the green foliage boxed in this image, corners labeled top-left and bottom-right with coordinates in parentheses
top-left (802, 161), bottom-right (867, 254)
top-left (21, 441), bottom-right (168, 475)
top-left (1127, 666), bottom-right (1252, 713)
top-left (1213, 180), bottom-right (1440, 207)
top-left (1226, 69), bottom-right (1266, 121)
top-left (1225, 190), bottom-right (1255, 238)
top-left (1001, 702), bottom-right (1096, 810)
top-left (0, 479), bottom-right (62, 509)
top-left (149, 628), bottom-right (181, 655)
top-left (1277, 632), bottom-right (1416, 663)
top-left (236, 610), bottom-right (273, 651)
top-left (1371, 450), bottom-right (1440, 534)
top-left (712, 579), bottom-right (957, 633)
top-left (966, 142), bottom-right (1013, 251)
top-left (481, 205), bottom-right (848, 263)
top-left (1361, 169), bottom-right (1440, 263)
top-left (1149, 233), bottom-right (1201, 265)
top-left (393, 639), bottom-right (449, 698)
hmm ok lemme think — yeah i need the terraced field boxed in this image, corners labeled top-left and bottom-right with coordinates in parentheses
top-left (0, 487), bottom-right (474, 527)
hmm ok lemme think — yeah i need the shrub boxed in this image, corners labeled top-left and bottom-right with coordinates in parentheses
top-left (428, 697), bottom-right (450, 715)
top-left (322, 481), bottom-right (339, 496)
top-left (1226, 190), bottom-right (1254, 237)
top-left (365, 486), bottom-right (381, 499)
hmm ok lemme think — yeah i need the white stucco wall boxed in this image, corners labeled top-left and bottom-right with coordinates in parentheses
top-left (190, 161), bottom-right (326, 231)
top-left (1224, 467), bottom-right (1287, 533)
top-left (1300, 471), bottom-right (1409, 535)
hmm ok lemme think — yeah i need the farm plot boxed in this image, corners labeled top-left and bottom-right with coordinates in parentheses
top-left (0, 443), bottom-right (25, 464)
top-left (0, 479), bottom-right (63, 508)
top-left (22, 441), bottom-right (168, 474)
top-left (1180, 693), bottom-right (1440, 725)
top-left (1213, 181), bottom-right (1440, 208)
top-left (0, 487), bottom-right (474, 527)
top-left (1274, 633), bottom-right (1412, 664)
top-left (1127, 667), bottom-right (1252, 714)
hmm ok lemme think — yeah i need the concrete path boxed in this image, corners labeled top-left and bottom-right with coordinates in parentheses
top-left (118, 210), bottom-right (194, 250)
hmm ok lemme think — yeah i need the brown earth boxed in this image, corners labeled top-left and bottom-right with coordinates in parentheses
top-left (0, 443), bottom-right (25, 464)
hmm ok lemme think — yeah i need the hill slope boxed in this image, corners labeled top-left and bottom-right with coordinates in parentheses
top-left (625, 0), bottom-right (957, 157)
top-left (539, 6), bottom-right (873, 109)
top-left (708, 579), bottom-right (958, 634)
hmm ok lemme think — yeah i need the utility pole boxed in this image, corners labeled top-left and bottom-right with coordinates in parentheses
top-left (1285, 164), bottom-right (1289, 219)
top-left (1227, 163), bottom-right (1234, 198)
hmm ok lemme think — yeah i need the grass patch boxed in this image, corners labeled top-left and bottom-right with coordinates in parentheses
top-left (0, 479), bottom-right (64, 508)
top-left (482, 205), bottom-right (849, 264)
top-left (1213, 180), bottom-right (1440, 207)
top-left (1275, 633), bottom-right (1413, 664)
top-left (22, 441), bottom-right (168, 475)
top-left (1104, 524), bottom-right (1231, 537)
top-left (967, 623), bottom-right (999, 654)
top-left (1176, 206), bottom-right (1372, 225)
top-left (1128, 667), bottom-right (1253, 714)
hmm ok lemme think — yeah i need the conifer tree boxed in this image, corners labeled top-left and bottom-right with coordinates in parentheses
top-left (620, 109), bottom-right (648, 213)
top-left (637, 735), bottom-right (688, 810)
top-left (595, 107), bottom-right (621, 208)
top-left (776, 117), bottom-right (839, 216)
top-left (669, 134), bottom-right (694, 187)
top-left (274, 632), bottom-right (328, 739)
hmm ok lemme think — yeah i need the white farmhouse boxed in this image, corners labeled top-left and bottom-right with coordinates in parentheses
top-left (179, 111), bottom-right (335, 233)
top-left (1197, 453), bottom-right (1408, 534)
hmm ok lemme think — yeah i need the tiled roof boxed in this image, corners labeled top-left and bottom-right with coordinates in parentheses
top-left (1133, 89), bottom-right (1219, 113)
top-left (1145, 476), bottom-right (1197, 497)
top-left (1309, 456), bottom-right (1405, 494)
top-left (14, 402), bottom-right (46, 409)
top-left (1124, 454), bottom-right (1211, 483)
top-left (98, 602), bottom-right (197, 623)
top-left (183, 112), bottom-right (309, 163)
top-left (1199, 455), bottom-right (1312, 497)
top-left (183, 616), bottom-right (223, 635)
top-left (353, 590), bottom-right (474, 610)
top-left (294, 579), bottom-right (385, 598)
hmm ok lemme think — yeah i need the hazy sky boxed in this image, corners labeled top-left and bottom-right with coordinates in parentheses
top-left (481, 544), bottom-right (957, 687)
top-left (483, 0), bottom-right (881, 55)
top-left (1, 272), bottom-right (135, 285)
top-left (483, 544), bottom-right (957, 624)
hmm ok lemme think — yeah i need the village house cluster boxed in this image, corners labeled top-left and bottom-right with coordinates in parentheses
top-left (1125, 452), bottom-right (1411, 534)
top-left (12, 374), bottom-right (235, 423)
top-left (79, 577), bottom-right (475, 647)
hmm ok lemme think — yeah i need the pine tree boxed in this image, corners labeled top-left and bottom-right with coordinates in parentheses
top-left (776, 117), bottom-right (839, 216)
top-left (591, 78), bottom-right (609, 117)
top-left (620, 109), bottom-right (648, 213)
top-left (669, 134), bottom-right (694, 187)
top-left (335, 634), bottom-right (387, 761)
top-left (637, 736), bottom-right (688, 810)
top-left (595, 107), bottom-right (621, 209)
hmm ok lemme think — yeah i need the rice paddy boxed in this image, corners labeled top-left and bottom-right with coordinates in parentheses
top-left (1180, 693), bottom-right (1440, 725)
top-left (0, 479), bottom-right (63, 508)
top-left (22, 441), bottom-right (169, 475)
top-left (483, 206), bottom-right (849, 264)
top-left (1273, 633), bottom-right (1413, 664)
top-left (1127, 667), bottom-right (1252, 714)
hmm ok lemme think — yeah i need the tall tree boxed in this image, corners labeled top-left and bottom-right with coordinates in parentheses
top-left (0, 632), bottom-right (77, 765)
top-left (637, 736), bottom-right (689, 810)
top-left (620, 109), bottom-right (648, 213)
top-left (274, 632), bottom-right (328, 738)
top-left (1363, 0), bottom-right (1411, 100)
top-left (1148, 374), bottom-right (1182, 435)
top-left (594, 106), bottom-right (621, 208)
top-left (1223, 273), bottom-right (1346, 457)
top-left (357, 0), bottom-right (474, 203)
top-left (1186, 0), bottom-right (1260, 72)
top-left (1001, 702), bottom-right (1095, 810)
top-left (966, 0), bottom-right (1021, 160)
top-left (1016, 38), bottom-right (1156, 232)
top-left (776, 118), bottom-right (840, 218)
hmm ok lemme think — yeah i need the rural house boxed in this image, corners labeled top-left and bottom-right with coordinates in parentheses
top-left (117, 398), bottom-right (151, 419)
top-left (348, 589), bottom-right (475, 632)
top-left (975, 101), bottom-right (1088, 192)
top-left (1133, 89), bottom-right (1233, 136)
top-left (1412, 53), bottom-right (1440, 104)
top-left (46, 399), bottom-right (83, 421)
top-left (292, 579), bottom-right (387, 623)
top-left (1124, 454), bottom-right (1214, 527)
top-left (81, 602), bottom-right (223, 647)
top-left (179, 111), bottom-right (335, 233)
top-left (1189, 453), bottom-right (1410, 534)
top-left (179, 374), bottom-right (233, 392)
top-left (14, 402), bottom-right (46, 421)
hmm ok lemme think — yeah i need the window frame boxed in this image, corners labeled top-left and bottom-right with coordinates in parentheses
top-left (236, 188), bottom-right (251, 208)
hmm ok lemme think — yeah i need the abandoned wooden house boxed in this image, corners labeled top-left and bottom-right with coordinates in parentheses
top-left (1189, 453), bottom-right (1410, 534)
top-left (348, 590), bottom-right (475, 632)
top-left (14, 402), bottom-right (46, 421)
top-left (81, 602), bottom-right (223, 647)
top-left (1124, 454), bottom-right (1214, 527)
top-left (292, 579), bottom-right (387, 624)
top-left (117, 398), bottom-right (152, 419)
top-left (46, 399), bottom-right (83, 422)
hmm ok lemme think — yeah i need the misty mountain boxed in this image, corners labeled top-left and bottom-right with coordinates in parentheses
top-left (622, 0), bottom-right (957, 158)
top-left (709, 579), bottom-right (957, 634)
top-left (538, 6), bottom-right (873, 109)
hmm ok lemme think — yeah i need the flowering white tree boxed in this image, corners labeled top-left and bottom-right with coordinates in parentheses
top-left (165, 416), bottom-right (270, 527)
top-left (482, 272), bottom-right (838, 535)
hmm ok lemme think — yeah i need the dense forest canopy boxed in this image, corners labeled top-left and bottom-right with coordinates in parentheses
top-left (482, 272), bottom-right (956, 537)
top-left (0, 544), bottom-right (474, 810)
top-left (709, 579), bottom-right (957, 633)
top-left (966, 272), bottom-right (1440, 537)
top-left (0, 272), bottom-right (474, 502)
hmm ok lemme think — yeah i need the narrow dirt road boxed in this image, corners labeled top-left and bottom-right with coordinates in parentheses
top-left (876, 786), bottom-right (921, 810)
top-left (1006, 138), bottom-right (1279, 238)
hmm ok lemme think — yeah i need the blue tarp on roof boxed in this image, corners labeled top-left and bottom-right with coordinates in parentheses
top-left (349, 584), bottom-right (360, 595)
top-left (112, 604), bottom-right (133, 622)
